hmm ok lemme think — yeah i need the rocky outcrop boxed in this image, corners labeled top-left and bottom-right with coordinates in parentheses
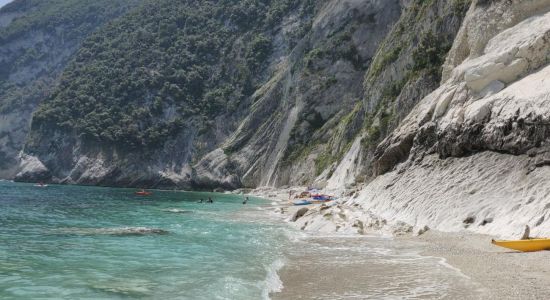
top-left (15, 153), bottom-right (51, 182)
top-left (323, 0), bottom-right (471, 187)
top-left (290, 207), bottom-right (309, 222)
top-left (287, 0), bottom-right (550, 239)
top-left (356, 151), bottom-right (550, 238)
top-left (193, 149), bottom-right (241, 189)
top-left (352, 0), bottom-right (550, 238)
top-left (22, 122), bottom-right (199, 188)
top-left (374, 1), bottom-right (550, 174)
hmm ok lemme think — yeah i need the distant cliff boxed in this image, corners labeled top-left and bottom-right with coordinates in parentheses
top-left (0, 0), bottom-right (142, 178)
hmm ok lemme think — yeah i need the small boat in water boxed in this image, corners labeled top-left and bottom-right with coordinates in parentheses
top-left (491, 239), bottom-right (550, 252)
top-left (135, 189), bottom-right (152, 196)
top-left (34, 182), bottom-right (48, 187)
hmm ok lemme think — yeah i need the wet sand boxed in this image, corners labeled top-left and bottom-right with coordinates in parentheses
top-left (272, 231), bottom-right (550, 299)
top-left (271, 234), bottom-right (482, 299)
top-left (251, 188), bottom-right (550, 299)
top-left (409, 231), bottom-right (550, 299)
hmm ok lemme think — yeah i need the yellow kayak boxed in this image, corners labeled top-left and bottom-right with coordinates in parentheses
top-left (492, 239), bottom-right (550, 252)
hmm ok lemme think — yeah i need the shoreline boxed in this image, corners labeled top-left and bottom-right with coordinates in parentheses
top-left (8, 181), bottom-right (550, 298)
top-left (249, 187), bottom-right (550, 300)
top-left (406, 231), bottom-right (550, 299)
top-left (270, 233), bottom-right (481, 299)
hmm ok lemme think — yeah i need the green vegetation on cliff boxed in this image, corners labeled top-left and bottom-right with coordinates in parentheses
top-left (0, 0), bottom-right (142, 112)
top-left (0, 0), bottom-right (139, 44)
top-left (8, 0), bottom-right (474, 188)
top-left (361, 0), bottom-right (471, 153)
top-left (0, 0), bottom-right (144, 176)
top-left (30, 0), bottom-right (308, 150)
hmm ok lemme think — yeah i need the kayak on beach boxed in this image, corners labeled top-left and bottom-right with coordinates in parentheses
top-left (491, 239), bottom-right (550, 252)
top-left (290, 188), bottom-right (336, 205)
top-left (293, 200), bottom-right (312, 206)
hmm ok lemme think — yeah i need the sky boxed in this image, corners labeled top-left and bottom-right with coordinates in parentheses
top-left (0, 0), bottom-right (12, 8)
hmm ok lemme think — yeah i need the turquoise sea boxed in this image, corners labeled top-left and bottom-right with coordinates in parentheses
top-left (0, 182), bottom-right (287, 299)
top-left (0, 181), bottom-right (481, 299)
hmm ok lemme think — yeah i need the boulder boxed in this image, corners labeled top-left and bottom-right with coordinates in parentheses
top-left (290, 207), bottom-right (309, 222)
top-left (14, 154), bottom-right (52, 183)
top-left (416, 225), bottom-right (430, 236)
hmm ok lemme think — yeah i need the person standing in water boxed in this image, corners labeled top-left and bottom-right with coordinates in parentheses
top-left (207, 197), bottom-right (213, 203)
top-left (242, 196), bottom-right (249, 205)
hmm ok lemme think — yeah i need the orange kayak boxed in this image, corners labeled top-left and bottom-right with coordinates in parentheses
top-left (492, 239), bottom-right (550, 252)
top-left (135, 191), bottom-right (152, 196)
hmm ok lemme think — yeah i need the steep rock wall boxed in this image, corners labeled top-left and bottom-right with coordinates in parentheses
top-left (355, 0), bottom-right (550, 237)
top-left (323, 0), bottom-right (471, 189)
top-left (16, 0), bottom-right (321, 188)
top-left (196, 0), bottom-right (403, 189)
top-left (16, 0), bottom-right (406, 189)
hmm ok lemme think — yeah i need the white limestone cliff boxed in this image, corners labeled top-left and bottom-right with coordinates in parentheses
top-left (315, 0), bottom-right (550, 239)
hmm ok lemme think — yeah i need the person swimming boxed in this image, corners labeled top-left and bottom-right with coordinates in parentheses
top-left (207, 197), bottom-right (213, 203)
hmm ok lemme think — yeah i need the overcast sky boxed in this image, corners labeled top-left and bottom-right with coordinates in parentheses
top-left (0, 0), bottom-right (12, 8)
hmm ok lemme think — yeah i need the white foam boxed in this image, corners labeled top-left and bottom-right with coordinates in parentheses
top-left (437, 257), bottom-right (471, 280)
top-left (161, 208), bottom-right (190, 213)
top-left (282, 227), bottom-right (307, 243)
top-left (261, 258), bottom-right (285, 300)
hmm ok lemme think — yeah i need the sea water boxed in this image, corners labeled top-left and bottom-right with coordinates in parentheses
top-left (0, 182), bottom-right (287, 299)
top-left (0, 181), bottom-right (480, 300)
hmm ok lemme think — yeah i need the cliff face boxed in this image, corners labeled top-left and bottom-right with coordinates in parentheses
top-left (374, 0), bottom-right (550, 175)
top-left (323, 0), bottom-right (471, 189)
top-left (13, 0), bottom-right (471, 189)
top-left (18, 0), bottom-right (321, 187)
top-left (198, 0), bottom-right (403, 189)
top-left (14, 0), bottom-right (405, 188)
top-left (344, 0), bottom-right (550, 238)
top-left (8, 0), bottom-right (549, 223)
top-left (0, 0), bottom-right (142, 179)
